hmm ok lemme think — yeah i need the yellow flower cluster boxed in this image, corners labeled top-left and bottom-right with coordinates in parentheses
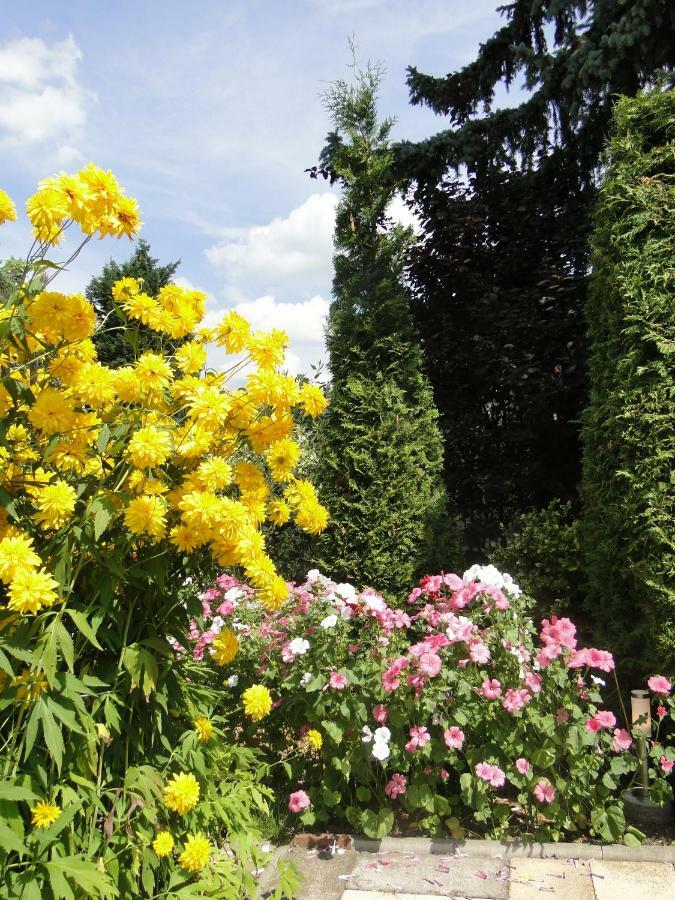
top-left (164, 772), bottom-right (200, 815)
top-left (242, 684), bottom-right (273, 721)
top-left (0, 171), bottom-right (328, 624)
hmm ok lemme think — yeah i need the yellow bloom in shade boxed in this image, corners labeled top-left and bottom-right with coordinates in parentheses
top-left (193, 716), bottom-right (213, 742)
top-left (13, 669), bottom-right (49, 704)
top-left (31, 801), bottom-right (61, 829)
top-left (164, 772), bottom-right (200, 815)
top-left (123, 495), bottom-right (167, 540)
top-left (152, 831), bottom-right (174, 857)
top-left (127, 426), bottom-right (173, 469)
top-left (7, 568), bottom-right (59, 615)
top-left (299, 383), bottom-right (328, 418)
top-left (267, 498), bottom-right (291, 527)
top-left (211, 629), bottom-right (238, 666)
top-left (0, 188), bottom-right (17, 224)
top-left (306, 729), bottom-right (323, 751)
top-left (0, 533), bottom-right (41, 583)
top-left (178, 832), bottom-right (212, 873)
top-left (242, 684), bottom-right (273, 721)
top-left (33, 480), bottom-right (77, 530)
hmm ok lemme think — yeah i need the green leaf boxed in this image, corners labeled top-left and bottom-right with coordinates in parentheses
top-left (321, 720), bottom-right (343, 744)
top-left (46, 856), bottom-right (118, 898)
top-left (0, 783), bottom-right (38, 802)
top-left (0, 819), bottom-right (27, 854)
top-left (356, 786), bottom-right (371, 802)
top-left (361, 808), bottom-right (394, 839)
top-left (304, 674), bottom-right (325, 693)
top-left (322, 788), bottom-right (341, 807)
top-left (0, 646), bottom-right (14, 677)
top-left (56, 622), bottom-right (74, 672)
top-left (39, 703), bottom-right (64, 772)
top-left (66, 608), bottom-right (103, 650)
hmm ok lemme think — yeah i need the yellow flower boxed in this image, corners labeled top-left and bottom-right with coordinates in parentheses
top-left (26, 187), bottom-right (69, 243)
top-left (135, 351), bottom-right (173, 392)
top-left (164, 772), bottom-right (200, 815)
top-left (178, 832), bottom-right (212, 873)
top-left (215, 310), bottom-right (251, 353)
top-left (305, 729), bottom-right (323, 751)
top-left (0, 533), bottom-right (41, 584)
top-left (242, 684), bottom-right (273, 722)
top-left (28, 388), bottom-right (76, 435)
top-left (109, 194), bottom-right (142, 239)
top-left (295, 500), bottom-right (329, 535)
top-left (123, 495), bottom-right (167, 540)
top-left (266, 438), bottom-right (301, 482)
top-left (152, 831), bottom-right (174, 857)
top-left (127, 426), bottom-right (173, 469)
top-left (193, 716), bottom-right (213, 742)
top-left (124, 291), bottom-right (158, 325)
top-left (211, 629), bottom-right (238, 666)
top-left (246, 328), bottom-right (287, 369)
top-left (0, 188), bottom-right (17, 224)
top-left (259, 574), bottom-right (289, 611)
top-left (267, 498), bottom-right (291, 526)
top-left (111, 276), bottom-right (141, 301)
top-left (174, 340), bottom-right (207, 374)
top-left (33, 480), bottom-right (77, 530)
top-left (187, 385), bottom-right (231, 430)
top-left (299, 383), bottom-right (328, 418)
top-left (13, 669), bottom-right (49, 704)
top-left (7, 568), bottom-right (59, 615)
top-left (196, 457), bottom-right (232, 490)
top-left (30, 801), bottom-right (61, 829)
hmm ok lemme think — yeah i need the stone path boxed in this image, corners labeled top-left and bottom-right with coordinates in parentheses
top-left (274, 837), bottom-right (675, 900)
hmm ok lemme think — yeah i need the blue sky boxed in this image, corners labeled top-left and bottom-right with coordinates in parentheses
top-left (1, 0), bottom-right (508, 374)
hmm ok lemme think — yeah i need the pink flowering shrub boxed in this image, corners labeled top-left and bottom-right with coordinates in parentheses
top-left (189, 566), bottom-right (674, 843)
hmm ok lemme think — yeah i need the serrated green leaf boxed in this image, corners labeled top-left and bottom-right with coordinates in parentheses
top-left (66, 608), bottom-right (103, 650)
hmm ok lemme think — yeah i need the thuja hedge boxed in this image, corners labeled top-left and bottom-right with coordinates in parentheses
top-left (581, 86), bottom-right (675, 675)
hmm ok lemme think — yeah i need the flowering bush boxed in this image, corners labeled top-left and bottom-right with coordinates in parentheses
top-left (0, 170), bottom-right (324, 897)
top-left (192, 565), bottom-right (673, 844)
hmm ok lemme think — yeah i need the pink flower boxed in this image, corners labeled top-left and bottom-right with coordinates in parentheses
top-left (515, 758), bottom-right (530, 775)
top-left (443, 726), bottom-right (465, 750)
top-left (585, 648), bottom-right (615, 672)
top-left (585, 710), bottom-right (616, 732)
top-left (328, 671), bottom-right (347, 690)
top-left (469, 640), bottom-right (490, 664)
top-left (502, 688), bottom-right (531, 714)
top-left (648, 675), bottom-right (672, 695)
top-left (475, 762), bottom-right (506, 788)
top-left (479, 678), bottom-right (502, 699)
top-left (404, 725), bottom-right (430, 752)
top-left (534, 780), bottom-right (555, 804)
top-left (525, 672), bottom-right (542, 693)
top-left (540, 616), bottom-right (577, 650)
top-left (440, 768), bottom-right (449, 780)
top-left (556, 707), bottom-right (570, 725)
top-left (660, 756), bottom-right (674, 774)
top-left (657, 705), bottom-right (667, 718)
top-left (288, 790), bottom-right (311, 813)
top-left (384, 773), bottom-right (408, 799)
top-left (372, 704), bottom-right (388, 724)
top-left (418, 652), bottom-right (442, 677)
top-left (611, 729), bottom-right (632, 752)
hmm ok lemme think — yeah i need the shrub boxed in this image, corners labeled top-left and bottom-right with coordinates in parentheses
top-left (192, 565), bottom-right (674, 844)
top-left (0, 168), bottom-right (323, 897)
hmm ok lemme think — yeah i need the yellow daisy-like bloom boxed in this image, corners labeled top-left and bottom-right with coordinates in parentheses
top-left (196, 457), bottom-right (232, 491)
top-left (0, 533), bottom-right (41, 584)
top-left (109, 194), bottom-right (143, 239)
top-left (152, 831), bottom-right (174, 857)
top-left (242, 684), bottom-right (273, 722)
top-left (187, 385), bottom-right (231, 430)
top-left (13, 669), bottom-right (49, 704)
top-left (174, 340), bottom-right (207, 375)
top-left (305, 729), bottom-right (323, 751)
top-left (266, 438), bottom-right (301, 483)
top-left (0, 188), bottom-right (17, 224)
top-left (215, 309), bottom-right (251, 353)
top-left (259, 574), bottom-right (289, 611)
top-left (193, 716), bottom-right (213, 742)
top-left (163, 772), bottom-right (200, 815)
top-left (298, 383), bottom-right (328, 418)
top-left (246, 328), bottom-right (287, 370)
top-left (111, 276), bottom-right (141, 302)
top-left (30, 801), bottom-right (61, 829)
top-left (127, 426), bottom-right (173, 469)
top-left (295, 500), bottom-right (329, 535)
top-left (124, 291), bottom-right (158, 325)
top-left (211, 629), bottom-right (238, 666)
top-left (27, 388), bottom-right (76, 435)
top-left (135, 352), bottom-right (173, 392)
top-left (123, 495), bottom-right (167, 540)
top-left (178, 832), bottom-right (212, 873)
top-left (7, 568), bottom-right (59, 615)
top-left (267, 498), bottom-right (291, 527)
top-left (33, 480), bottom-right (77, 530)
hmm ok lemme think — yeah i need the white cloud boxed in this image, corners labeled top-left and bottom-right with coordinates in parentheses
top-left (0, 35), bottom-right (94, 154)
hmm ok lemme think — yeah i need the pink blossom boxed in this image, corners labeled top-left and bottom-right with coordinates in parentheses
top-left (479, 678), bottom-right (502, 699)
top-left (515, 758), bottom-right (530, 775)
top-left (384, 773), bottom-right (408, 799)
top-left (288, 790), bottom-right (311, 813)
top-left (660, 756), bottom-right (674, 774)
top-left (475, 762), bottom-right (506, 788)
top-left (585, 710), bottom-right (616, 732)
top-left (469, 639), bottom-right (490, 664)
top-left (418, 652), bottom-right (442, 676)
top-left (440, 768), bottom-right (450, 780)
top-left (525, 671), bottom-right (543, 693)
top-left (382, 657), bottom-right (409, 693)
top-left (328, 671), bottom-right (347, 690)
top-left (404, 725), bottom-right (430, 752)
top-left (536, 645), bottom-right (560, 668)
top-left (534, 780), bottom-right (556, 804)
top-left (611, 729), bottom-right (633, 752)
top-left (585, 648), bottom-right (615, 672)
top-left (372, 704), bottom-right (388, 724)
top-left (540, 616), bottom-right (577, 650)
top-left (648, 675), bottom-right (672, 695)
top-left (556, 707), bottom-right (570, 725)
top-left (657, 705), bottom-right (667, 718)
top-left (502, 688), bottom-right (531, 714)
top-left (216, 599), bottom-right (236, 617)
top-left (443, 726), bottom-right (465, 750)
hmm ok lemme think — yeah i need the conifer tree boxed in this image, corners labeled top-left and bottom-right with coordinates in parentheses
top-left (316, 61), bottom-right (453, 594)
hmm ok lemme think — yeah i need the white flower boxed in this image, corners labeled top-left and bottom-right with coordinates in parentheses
top-left (289, 637), bottom-right (310, 656)
top-left (372, 741), bottom-right (390, 761)
top-left (224, 587), bottom-right (245, 604)
top-left (306, 569), bottom-right (326, 585)
top-left (300, 672), bottom-right (312, 686)
top-left (591, 675), bottom-right (606, 686)
top-left (227, 674), bottom-right (239, 687)
top-left (373, 726), bottom-right (391, 744)
top-left (463, 563), bottom-right (504, 588)
top-left (361, 726), bottom-right (373, 743)
top-left (320, 614), bottom-right (338, 629)
top-left (335, 582), bottom-right (357, 601)
top-left (502, 572), bottom-right (522, 598)
top-left (232, 620), bottom-right (247, 631)
top-left (261, 842), bottom-right (271, 854)
top-left (362, 593), bottom-right (386, 613)
top-left (210, 615), bottom-right (224, 635)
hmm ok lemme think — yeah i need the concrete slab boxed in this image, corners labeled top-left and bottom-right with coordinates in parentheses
top-left (282, 847), bottom-right (357, 900)
top-left (347, 852), bottom-right (509, 898)
top-left (509, 857), bottom-right (594, 899)
top-left (341, 894), bottom-right (450, 900)
top-left (601, 843), bottom-right (675, 863)
top-left (590, 859), bottom-right (675, 900)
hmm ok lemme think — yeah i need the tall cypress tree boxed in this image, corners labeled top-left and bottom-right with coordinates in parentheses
top-left (316, 62), bottom-right (453, 595)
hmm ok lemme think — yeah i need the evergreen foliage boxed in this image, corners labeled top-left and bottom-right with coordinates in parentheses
top-left (86, 239), bottom-right (180, 367)
top-left (581, 86), bottom-right (675, 674)
top-left (316, 61), bottom-right (453, 595)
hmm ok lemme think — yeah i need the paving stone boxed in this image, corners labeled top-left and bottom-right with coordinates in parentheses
top-left (282, 847), bottom-right (357, 900)
top-left (509, 857), bottom-right (594, 899)
top-left (601, 843), bottom-right (675, 863)
top-left (347, 852), bottom-right (508, 898)
top-left (590, 859), bottom-right (675, 900)
top-left (342, 893), bottom-right (450, 900)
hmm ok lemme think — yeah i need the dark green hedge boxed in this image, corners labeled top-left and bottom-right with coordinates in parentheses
top-left (581, 87), bottom-right (675, 675)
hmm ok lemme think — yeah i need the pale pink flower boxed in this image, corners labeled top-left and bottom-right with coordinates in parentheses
top-left (328, 671), bottom-right (347, 690)
top-left (525, 672), bottom-right (542, 693)
top-left (611, 729), bottom-right (632, 752)
top-left (372, 704), bottom-right (388, 724)
top-left (534, 780), bottom-right (555, 804)
top-left (469, 640), bottom-right (490, 664)
top-left (556, 707), bottom-right (570, 725)
top-left (502, 688), bottom-right (531, 714)
top-left (440, 768), bottom-right (449, 780)
top-left (475, 762), bottom-right (506, 788)
top-left (515, 758), bottom-right (530, 775)
top-left (540, 616), bottom-right (577, 650)
top-left (418, 652), bottom-right (442, 676)
top-left (384, 773), bottom-right (408, 799)
top-left (479, 678), bottom-right (502, 699)
top-left (404, 725), bottom-right (430, 752)
top-left (660, 756), bottom-right (674, 774)
top-left (648, 675), bottom-right (672, 695)
top-left (288, 790), bottom-right (311, 813)
top-left (443, 726), bottom-right (465, 750)
top-left (585, 710), bottom-right (616, 732)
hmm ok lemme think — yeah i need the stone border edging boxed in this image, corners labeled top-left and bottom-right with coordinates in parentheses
top-left (349, 835), bottom-right (675, 864)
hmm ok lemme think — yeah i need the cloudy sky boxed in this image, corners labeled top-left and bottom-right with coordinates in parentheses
top-left (1, 0), bottom-right (508, 376)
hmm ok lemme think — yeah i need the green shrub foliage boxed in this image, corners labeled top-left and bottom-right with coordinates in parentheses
top-left (581, 87), bottom-right (675, 673)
